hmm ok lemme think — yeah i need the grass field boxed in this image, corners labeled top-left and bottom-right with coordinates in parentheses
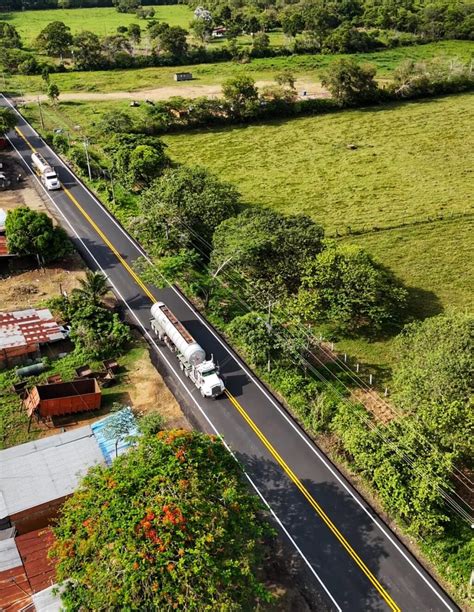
top-left (160, 93), bottom-right (473, 365)
top-left (0, 5), bottom-right (194, 46)
top-left (7, 40), bottom-right (474, 96)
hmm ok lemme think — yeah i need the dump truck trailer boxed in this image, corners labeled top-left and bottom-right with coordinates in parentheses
top-left (150, 301), bottom-right (225, 398)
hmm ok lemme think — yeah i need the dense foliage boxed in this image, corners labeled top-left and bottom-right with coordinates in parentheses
top-left (138, 166), bottom-right (240, 254)
top-left (51, 430), bottom-right (272, 610)
top-left (0, 107), bottom-right (17, 135)
top-left (5, 206), bottom-right (72, 263)
top-left (295, 243), bottom-right (408, 335)
top-left (392, 312), bottom-right (473, 460)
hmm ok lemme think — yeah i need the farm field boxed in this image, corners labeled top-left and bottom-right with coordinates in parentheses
top-left (161, 93), bottom-right (474, 367)
top-left (0, 5), bottom-right (194, 46)
top-left (7, 40), bottom-right (474, 96)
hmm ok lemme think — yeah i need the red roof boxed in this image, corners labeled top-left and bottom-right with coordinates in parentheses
top-left (0, 235), bottom-right (8, 256)
top-left (16, 528), bottom-right (57, 594)
top-left (0, 308), bottom-right (66, 352)
top-left (0, 564), bottom-right (31, 611)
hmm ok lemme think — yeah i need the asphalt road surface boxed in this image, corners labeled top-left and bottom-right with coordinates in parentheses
top-left (1, 94), bottom-right (458, 612)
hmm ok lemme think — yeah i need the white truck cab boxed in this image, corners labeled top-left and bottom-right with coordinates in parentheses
top-left (31, 152), bottom-right (61, 191)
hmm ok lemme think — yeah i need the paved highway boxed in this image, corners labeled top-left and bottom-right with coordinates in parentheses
top-left (1, 94), bottom-right (458, 612)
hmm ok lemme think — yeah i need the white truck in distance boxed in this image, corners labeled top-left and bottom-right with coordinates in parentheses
top-left (150, 301), bottom-right (225, 398)
top-left (31, 152), bottom-right (60, 190)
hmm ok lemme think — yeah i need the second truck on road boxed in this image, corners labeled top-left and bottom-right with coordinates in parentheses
top-left (151, 302), bottom-right (225, 399)
top-left (31, 152), bottom-right (61, 190)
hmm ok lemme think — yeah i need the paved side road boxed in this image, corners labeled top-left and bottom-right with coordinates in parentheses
top-left (1, 94), bottom-right (458, 612)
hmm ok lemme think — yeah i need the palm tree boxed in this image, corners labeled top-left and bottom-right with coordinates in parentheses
top-left (74, 270), bottom-right (109, 305)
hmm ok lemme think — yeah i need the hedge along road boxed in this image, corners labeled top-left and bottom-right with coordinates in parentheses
top-left (1, 94), bottom-right (458, 612)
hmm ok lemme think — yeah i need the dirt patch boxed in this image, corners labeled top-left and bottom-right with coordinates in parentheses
top-left (21, 79), bottom-right (330, 103)
top-left (126, 344), bottom-right (190, 430)
top-left (0, 256), bottom-right (86, 311)
top-left (351, 388), bottom-right (396, 424)
top-left (0, 153), bottom-right (49, 215)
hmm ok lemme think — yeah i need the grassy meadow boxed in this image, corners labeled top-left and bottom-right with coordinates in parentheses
top-left (0, 5), bottom-right (194, 47)
top-left (6, 40), bottom-right (474, 96)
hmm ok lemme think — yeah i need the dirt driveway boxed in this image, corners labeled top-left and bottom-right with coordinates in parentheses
top-left (22, 79), bottom-right (329, 103)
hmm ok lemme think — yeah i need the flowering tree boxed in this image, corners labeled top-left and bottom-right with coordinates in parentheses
top-left (51, 430), bottom-right (273, 610)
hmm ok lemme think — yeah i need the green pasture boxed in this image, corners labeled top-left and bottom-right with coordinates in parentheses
top-left (0, 5), bottom-right (194, 47)
top-left (7, 40), bottom-right (474, 95)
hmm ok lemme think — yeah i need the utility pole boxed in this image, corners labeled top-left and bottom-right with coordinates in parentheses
top-left (37, 96), bottom-right (45, 130)
top-left (83, 138), bottom-right (92, 181)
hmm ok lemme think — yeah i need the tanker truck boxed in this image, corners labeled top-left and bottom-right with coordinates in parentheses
top-left (150, 302), bottom-right (225, 398)
top-left (31, 152), bottom-right (60, 190)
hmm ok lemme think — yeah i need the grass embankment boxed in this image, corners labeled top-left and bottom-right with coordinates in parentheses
top-left (8, 40), bottom-right (474, 96)
top-left (159, 93), bottom-right (473, 370)
top-left (0, 6), bottom-right (194, 47)
top-left (0, 338), bottom-right (148, 449)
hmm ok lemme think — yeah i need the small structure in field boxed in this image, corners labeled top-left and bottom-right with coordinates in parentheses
top-left (174, 72), bottom-right (193, 82)
top-left (24, 379), bottom-right (101, 419)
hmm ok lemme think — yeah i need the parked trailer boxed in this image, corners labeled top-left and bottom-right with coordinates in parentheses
top-left (31, 152), bottom-right (60, 190)
top-left (24, 379), bottom-right (101, 418)
top-left (150, 301), bottom-right (225, 398)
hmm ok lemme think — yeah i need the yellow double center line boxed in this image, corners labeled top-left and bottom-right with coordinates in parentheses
top-left (15, 125), bottom-right (401, 612)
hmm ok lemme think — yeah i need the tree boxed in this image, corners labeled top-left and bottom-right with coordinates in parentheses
top-left (251, 31), bottom-right (270, 54)
top-left (103, 406), bottom-right (137, 458)
top-left (50, 430), bottom-right (272, 609)
top-left (73, 270), bottom-right (109, 305)
top-left (228, 311), bottom-right (281, 368)
top-left (36, 21), bottom-right (73, 57)
top-left (321, 58), bottom-right (379, 106)
top-left (392, 312), bottom-right (473, 460)
top-left (281, 6), bottom-right (305, 38)
top-left (72, 31), bottom-right (103, 70)
top-left (190, 18), bottom-right (212, 42)
top-left (0, 107), bottom-right (17, 135)
top-left (152, 24), bottom-right (188, 58)
top-left (127, 23), bottom-right (141, 44)
top-left (0, 22), bottom-right (22, 48)
top-left (47, 82), bottom-right (60, 105)
top-left (139, 166), bottom-right (240, 254)
top-left (102, 34), bottom-right (132, 59)
top-left (97, 110), bottom-right (133, 134)
top-left (105, 134), bottom-right (168, 189)
top-left (294, 243), bottom-right (407, 335)
top-left (222, 76), bottom-right (259, 117)
top-left (5, 207), bottom-right (72, 264)
top-left (113, 0), bottom-right (140, 13)
top-left (301, 0), bottom-right (341, 48)
top-left (210, 208), bottom-right (324, 302)
top-left (275, 69), bottom-right (296, 90)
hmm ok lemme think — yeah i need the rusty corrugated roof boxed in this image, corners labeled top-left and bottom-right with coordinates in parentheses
top-left (16, 529), bottom-right (57, 595)
top-left (0, 308), bottom-right (67, 351)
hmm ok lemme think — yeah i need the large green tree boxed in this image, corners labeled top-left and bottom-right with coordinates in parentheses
top-left (36, 21), bottom-right (73, 57)
top-left (139, 166), bottom-right (240, 254)
top-left (0, 107), bottom-right (17, 135)
top-left (210, 208), bottom-right (324, 302)
top-left (5, 207), bottom-right (72, 264)
top-left (295, 243), bottom-right (407, 335)
top-left (105, 134), bottom-right (168, 189)
top-left (72, 31), bottom-right (103, 70)
top-left (222, 76), bottom-right (259, 118)
top-left (51, 430), bottom-right (272, 610)
top-left (0, 22), bottom-right (22, 48)
top-left (321, 58), bottom-right (379, 105)
top-left (392, 312), bottom-right (473, 460)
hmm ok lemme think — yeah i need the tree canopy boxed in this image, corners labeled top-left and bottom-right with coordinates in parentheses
top-left (0, 22), bottom-right (22, 49)
top-left (139, 166), bottom-right (240, 254)
top-left (35, 21), bottom-right (73, 57)
top-left (5, 207), bottom-right (72, 264)
top-left (295, 242), bottom-right (407, 335)
top-left (210, 208), bottom-right (324, 301)
top-left (392, 311), bottom-right (473, 459)
top-left (51, 430), bottom-right (272, 610)
top-left (321, 58), bottom-right (379, 105)
top-left (0, 107), bottom-right (17, 135)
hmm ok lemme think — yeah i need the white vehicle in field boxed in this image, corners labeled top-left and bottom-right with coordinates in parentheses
top-left (31, 152), bottom-right (60, 190)
top-left (150, 301), bottom-right (225, 398)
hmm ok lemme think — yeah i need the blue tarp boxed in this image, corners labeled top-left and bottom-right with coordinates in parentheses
top-left (91, 407), bottom-right (139, 465)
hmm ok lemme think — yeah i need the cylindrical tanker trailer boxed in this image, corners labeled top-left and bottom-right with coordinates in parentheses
top-left (150, 302), bottom-right (225, 398)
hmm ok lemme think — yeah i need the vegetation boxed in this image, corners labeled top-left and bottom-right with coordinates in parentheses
top-left (0, 107), bottom-right (17, 134)
top-left (5, 207), bottom-right (72, 263)
top-left (51, 430), bottom-right (273, 609)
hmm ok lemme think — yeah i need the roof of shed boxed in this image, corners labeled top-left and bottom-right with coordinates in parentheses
top-left (16, 528), bottom-right (57, 594)
top-left (0, 537), bottom-right (31, 611)
top-left (0, 426), bottom-right (104, 519)
top-left (0, 308), bottom-right (66, 351)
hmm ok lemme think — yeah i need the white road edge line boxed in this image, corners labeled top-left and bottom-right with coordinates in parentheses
top-left (4, 96), bottom-right (454, 610)
top-left (5, 131), bottom-right (343, 612)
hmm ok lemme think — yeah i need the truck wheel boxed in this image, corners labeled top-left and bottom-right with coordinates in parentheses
top-left (200, 388), bottom-right (206, 398)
